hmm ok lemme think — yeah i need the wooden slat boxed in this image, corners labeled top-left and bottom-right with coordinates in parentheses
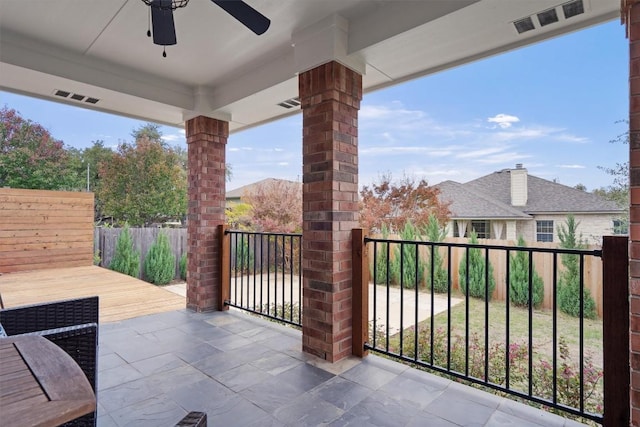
top-left (0, 189), bottom-right (94, 273)
top-left (0, 266), bottom-right (186, 323)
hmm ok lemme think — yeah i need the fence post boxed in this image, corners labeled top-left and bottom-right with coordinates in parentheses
top-left (219, 224), bottom-right (230, 311)
top-left (352, 228), bottom-right (369, 357)
top-left (602, 235), bottom-right (629, 427)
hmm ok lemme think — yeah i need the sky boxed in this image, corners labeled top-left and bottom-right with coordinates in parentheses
top-left (0, 20), bottom-right (629, 193)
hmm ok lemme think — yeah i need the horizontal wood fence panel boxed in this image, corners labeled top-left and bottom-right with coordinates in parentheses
top-left (0, 188), bottom-right (94, 273)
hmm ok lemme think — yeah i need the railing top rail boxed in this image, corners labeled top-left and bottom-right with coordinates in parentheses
top-left (225, 229), bottom-right (303, 238)
top-left (363, 236), bottom-right (602, 257)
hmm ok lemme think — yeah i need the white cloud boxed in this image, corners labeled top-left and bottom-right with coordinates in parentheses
top-left (361, 146), bottom-right (454, 156)
top-left (558, 164), bottom-right (586, 169)
top-left (555, 133), bottom-right (589, 143)
top-left (487, 114), bottom-right (520, 129)
top-left (277, 162), bottom-right (289, 166)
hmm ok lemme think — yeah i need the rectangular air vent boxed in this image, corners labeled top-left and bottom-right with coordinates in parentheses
top-left (53, 89), bottom-right (99, 105)
top-left (562, 0), bottom-right (584, 19)
top-left (277, 97), bottom-right (301, 109)
top-left (537, 8), bottom-right (559, 27)
top-left (513, 17), bottom-right (535, 34)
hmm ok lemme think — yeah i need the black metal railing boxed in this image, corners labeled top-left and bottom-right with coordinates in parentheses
top-left (225, 230), bottom-right (302, 327)
top-left (364, 236), bottom-right (604, 423)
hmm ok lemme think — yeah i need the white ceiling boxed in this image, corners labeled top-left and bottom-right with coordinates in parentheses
top-left (0, 0), bottom-right (619, 133)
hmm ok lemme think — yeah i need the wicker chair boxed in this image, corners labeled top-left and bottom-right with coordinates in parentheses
top-left (0, 296), bottom-right (99, 427)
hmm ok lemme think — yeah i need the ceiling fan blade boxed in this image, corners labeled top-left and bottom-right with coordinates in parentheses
top-left (151, 0), bottom-right (177, 46)
top-left (212, 0), bottom-right (271, 35)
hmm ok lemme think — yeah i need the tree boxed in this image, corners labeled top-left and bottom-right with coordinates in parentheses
top-left (226, 202), bottom-right (253, 230)
top-left (110, 226), bottom-right (140, 278)
top-left (423, 213), bottom-right (448, 293)
top-left (241, 179), bottom-right (302, 233)
top-left (459, 231), bottom-right (495, 300)
top-left (597, 121), bottom-right (629, 231)
top-left (359, 173), bottom-right (450, 233)
top-left (144, 232), bottom-right (176, 285)
top-left (97, 126), bottom-right (187, 226)
top-left (557, 215), bottom-right (597, 319)
top-left (0, 106), bottom-right (78, 190)
top-left (68, 141), bottom-right (115, 219)
top-left (509, 236), bottom-right (544, 308)
top-left (390, 221), bottom-right (424, 289)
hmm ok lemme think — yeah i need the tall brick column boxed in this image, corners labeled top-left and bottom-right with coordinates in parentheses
top-left (627, 1), bottom-right (640, 425)
top-left (185, 116), bottom-right (228, 312)
top-left (299, 61), bottom-right (362, 362)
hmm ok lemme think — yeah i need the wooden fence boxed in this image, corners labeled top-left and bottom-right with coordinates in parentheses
top-left (94, 227), bottom-right (187, 280)
top-left (370, 237), bottom-right (604, 317)
top-left (0, 188), bottom-right (94, 273)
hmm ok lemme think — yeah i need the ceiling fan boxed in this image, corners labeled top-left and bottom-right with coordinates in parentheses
top-left (142, 0), bottom-right (271, 56)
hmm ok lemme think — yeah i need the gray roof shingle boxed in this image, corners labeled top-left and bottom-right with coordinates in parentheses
top-left (437, 168), bottom-right (623, 219)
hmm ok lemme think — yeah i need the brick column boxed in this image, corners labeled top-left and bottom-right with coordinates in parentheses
top-left (628, 2), bottom-right (640, 425)
top-left (185, 116), bottom-right (228, 312)
top-left (299, 61), bottom-right (362, 362)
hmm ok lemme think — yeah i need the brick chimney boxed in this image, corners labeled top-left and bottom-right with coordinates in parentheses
top-left (510, 163), bottom-right (527, 206)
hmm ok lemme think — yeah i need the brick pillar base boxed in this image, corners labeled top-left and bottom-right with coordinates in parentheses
top-left (628, 2), bottom-right (640, 425)
top-left (299, 61), bottom-right (362, 362)
top-left (185, 116), bottom-right (228, 312)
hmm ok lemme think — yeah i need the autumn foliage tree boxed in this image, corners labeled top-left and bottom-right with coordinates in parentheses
top-left (97, 125), bottom-right (186, 226)
top-left (359, 174), bottom-right (450, 232)
top-left (241, 179), bottom-right (302, 233)
top-left (0, 107), bottom-right (78, 190)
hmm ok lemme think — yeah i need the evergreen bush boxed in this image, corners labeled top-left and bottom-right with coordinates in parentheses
top-left (390, 221), bottom-right (424, 289)
top-left (371, 223), bottom-right (390, 284)
top-left (423, 214), bottom-right (448, 293)
top-left (109, 225), bottom-right (140, 278)
top-left (509, 236), bottom-right (544, 308)
top-left (179, 253), bottom-right (187, 281)
top-left (557, 215), bottom-right (597, 319)
top-left (459, 231), bottom-right (495, 300)
top-left (144, 232), bottom-right (176, 285)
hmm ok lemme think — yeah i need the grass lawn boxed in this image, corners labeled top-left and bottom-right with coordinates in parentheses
top-left (377, 291), bottom-right (603, 417)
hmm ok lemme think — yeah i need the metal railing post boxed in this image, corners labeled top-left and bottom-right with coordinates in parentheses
top-left (352, 228), bottom-right (369, 357)
top-left (602, 235), bottom-right (629, 427)
top-left (219, 224), bottom-right (230, 311)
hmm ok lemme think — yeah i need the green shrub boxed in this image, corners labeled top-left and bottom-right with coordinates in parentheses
top-left (459, 231), bottom-right (495, 300)
top-left (390, 221), bottom-right (424, 289)
top-left (557, 215), bottom-right (597, 319)
top-left (423, 214), bottom-right (448, 293)
top-left (179, 253), bottom-right (187, 281)
top-left (234, 234), bottom-right (255, 274)
top-left (509, 236), bottom-right (544, 308)
top-left (144, 232), bottom-right (176, 285)
top-left (109, 226), bottom-right (140, 277)
top-left (372, 223), bottom-right (390, 284)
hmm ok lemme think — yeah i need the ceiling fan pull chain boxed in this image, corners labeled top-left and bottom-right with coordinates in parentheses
top-left (147, 7), bottom-right (151, 37)
top-left (163, 47), bottom-right (167, 58)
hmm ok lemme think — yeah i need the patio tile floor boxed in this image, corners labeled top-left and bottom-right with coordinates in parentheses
top-left (97, 309), bottom-right (587, 427)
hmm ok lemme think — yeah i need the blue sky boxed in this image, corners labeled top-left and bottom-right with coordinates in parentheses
top-left (1, 20), bottom-right (628, 192)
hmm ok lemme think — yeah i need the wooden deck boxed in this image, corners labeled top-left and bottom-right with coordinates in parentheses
top-left (0, 266), bottom-right (186, 323)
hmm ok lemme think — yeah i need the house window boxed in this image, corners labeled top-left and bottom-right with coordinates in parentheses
top-left (454, 220), bottom-right (490, 238)
top-left (471, 220), bottom-right (490, 239)
top-left (536, 220), bottom-right (554, 242)
top-left (613, 219), bottom-right (628, 235)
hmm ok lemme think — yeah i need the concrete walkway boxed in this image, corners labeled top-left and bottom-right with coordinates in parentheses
top-left (163, 279), bottom-right (462, 333)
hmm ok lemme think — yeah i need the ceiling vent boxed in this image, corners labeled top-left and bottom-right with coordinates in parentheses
top-left (514, 17), bottom-right (535, 34)
top-left (513, 0), bottom-right (584, 35)
top-left (277, 97), bottom-right (301, 109)
top-left (53, 89), bottom-right (100, 105)
top-left (537, 8), bottom-right (559, 27)
top-left (562, 0), bottom-right (584, 19)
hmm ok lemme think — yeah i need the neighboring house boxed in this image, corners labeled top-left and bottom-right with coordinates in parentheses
top-left (435, 164), bottom-right (625, 244)
top-left (226, 178), bottom-right (300, 206)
